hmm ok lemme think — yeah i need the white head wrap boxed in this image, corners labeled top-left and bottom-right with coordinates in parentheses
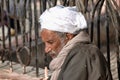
top-left (39, 5), bottom-right (87, 34)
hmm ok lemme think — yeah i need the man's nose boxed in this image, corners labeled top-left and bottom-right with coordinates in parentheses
top-left (45, 46), bottom-right (51, 53)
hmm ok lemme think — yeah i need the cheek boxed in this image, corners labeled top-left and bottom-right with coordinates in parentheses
top-left (52, 41), bottom-right (61, 50)
top-left (53, 39), bottom-right (64, 53)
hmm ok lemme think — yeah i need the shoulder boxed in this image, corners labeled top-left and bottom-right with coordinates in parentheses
top-left (64, 42), bottom-right (101, 65)
top-left (70, 42), bottom-right (100, 56)
top-left (67, 42), bottom-right (105, 64)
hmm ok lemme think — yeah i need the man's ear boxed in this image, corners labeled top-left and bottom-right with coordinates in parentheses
top-left (66, 33), bottom-right (74, 40)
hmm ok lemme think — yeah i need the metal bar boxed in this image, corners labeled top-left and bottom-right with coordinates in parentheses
top-left (63, 0), bottom-right (67, 6)
top-left (20, 0), bottom-right (26, 73)
top-left (40, 0), bottom-right (47, 14)
top-left (96, 0), bottom-right (104, 49)
top-left (34, 0), bottom-right (39, 77)
top-left (39, 0), bottom-right (42, 14)
top-left (53, 0), bottom-right (57, 6)
top-left (84, 0), bottom-right (89, 13)
top-left (106, 6), bottom-right (110, 70)
top-left (90, 0), bottom-right (101, 42)
top-left (0, 0), bottom-right (7, 63)
top-left (118, 58), bottom-right (120, 80)
top-left (27, 0), bottom-right (32, 63)
top-left (63, 0), bottom-right (71, 6)
top-left (43, 0), bottom-right (47, 12)
top-left (14, 0), bottom-right (18, 47)
top-left (22, 18), bottom-right (26, 46)
top-left (1, 1), bottom-right (6, 50)
top-left (6, 0), bottom-right (13, 72)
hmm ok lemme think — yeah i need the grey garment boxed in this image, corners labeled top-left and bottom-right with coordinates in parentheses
top-left (57, 42), bottom-right (113, 80)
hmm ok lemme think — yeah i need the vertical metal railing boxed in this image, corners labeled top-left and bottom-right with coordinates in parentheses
top-left (106, 3), bottom-right (110, 70)
top-left (76, 0), bottom-right (120, 79)
top-left (0, 1), bottom-right (5, 62)
top-left (107, 0), bottom-right (120, 79)
top-left (34, 0), bottom-right (39, 77)
top-left (6, 0), bottom-right (13, 72)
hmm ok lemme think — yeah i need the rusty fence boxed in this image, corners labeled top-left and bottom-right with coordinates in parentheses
top-left (0, 0), bottom-right (120, 79)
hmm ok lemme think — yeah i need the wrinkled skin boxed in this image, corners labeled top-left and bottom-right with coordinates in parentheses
top-left (40, 29), bottom-right (66, 58)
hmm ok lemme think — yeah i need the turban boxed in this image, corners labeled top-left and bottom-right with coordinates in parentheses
top-left (39, 5), bottom-right (87, 34)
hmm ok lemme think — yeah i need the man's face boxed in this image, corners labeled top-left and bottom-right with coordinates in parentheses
top-left (40, 29), bottom-right (66, 58)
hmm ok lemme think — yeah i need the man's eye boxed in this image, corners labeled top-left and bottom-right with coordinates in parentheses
top-left (47, 41), bottom-right (54, 44)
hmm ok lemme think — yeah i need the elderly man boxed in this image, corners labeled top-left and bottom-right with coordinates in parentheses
top-left (39, 5), bottom-right (113, 80)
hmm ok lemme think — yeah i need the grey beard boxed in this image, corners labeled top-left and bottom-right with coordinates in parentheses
top-left (48, 50), bottom-right (58, 58)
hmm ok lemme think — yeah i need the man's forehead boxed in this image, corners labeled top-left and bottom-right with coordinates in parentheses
top-left (40, 29), bottom-right (59, 41)
top-left (41, 29), bottom-right (55, 35)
